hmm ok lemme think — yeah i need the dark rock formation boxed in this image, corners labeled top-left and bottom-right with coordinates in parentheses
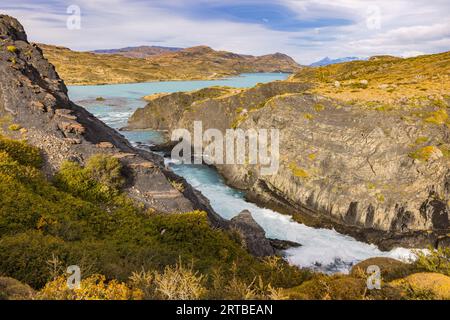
top-left (230, 210), bottom-right (276, 257)
top-left (0, 15), bottom-right (199, 215)
top-left (269, 239), bottom-right (302, 251)
top-left (229, 210), bottom-right (300, 256)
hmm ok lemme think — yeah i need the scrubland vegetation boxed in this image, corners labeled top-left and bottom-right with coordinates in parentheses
top-left (0, 135), bottom-right (309, 299)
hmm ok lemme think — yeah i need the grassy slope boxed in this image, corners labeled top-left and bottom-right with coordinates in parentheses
top-left (291, 51), bottom-right (450, 107)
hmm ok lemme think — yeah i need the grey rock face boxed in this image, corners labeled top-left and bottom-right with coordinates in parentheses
top-left (128, 77), bottom-right (450, 248)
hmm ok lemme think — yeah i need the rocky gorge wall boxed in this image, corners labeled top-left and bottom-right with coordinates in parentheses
top-left (127, 76), bottom-right (450, 249)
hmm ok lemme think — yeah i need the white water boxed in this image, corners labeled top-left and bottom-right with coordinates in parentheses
top-left (68, 73), bottom-right (416, 274)
top-left (166, 161), bottom-right (415, 273)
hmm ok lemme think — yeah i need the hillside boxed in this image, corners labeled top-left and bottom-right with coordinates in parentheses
top-left (39, 44), bottom-right (301, 85)
top-left (292, 52), bottom-right (450, 106)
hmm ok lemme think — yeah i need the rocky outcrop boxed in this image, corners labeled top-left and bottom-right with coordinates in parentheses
top-left (127, 67), bottom-right (450, 248)
top-left (0, 15), bottom-right (202, 216)
top-left (230, 210), bottom-right (275, 257)
top-left (228, 210), bottom-right (301, 256)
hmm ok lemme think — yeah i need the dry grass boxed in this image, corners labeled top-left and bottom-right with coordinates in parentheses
top-left (291, 51), bottom-right (450, 107)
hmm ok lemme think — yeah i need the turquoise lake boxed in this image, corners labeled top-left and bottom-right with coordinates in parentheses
top-left (68, 73), bottom-right (414, 273)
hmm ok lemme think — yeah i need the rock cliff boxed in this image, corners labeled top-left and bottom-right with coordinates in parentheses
top-left (127, 53), bottom-right (450, 249)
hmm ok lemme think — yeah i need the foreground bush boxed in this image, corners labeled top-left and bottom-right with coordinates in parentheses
top-left (351, 257), bottom-right (417, 281)
top-left (37, 274), bottom-right (142, 300)
top-left (0, 136), bottom-right (308, 296)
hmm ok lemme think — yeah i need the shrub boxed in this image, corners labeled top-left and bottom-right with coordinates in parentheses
top-left (314, 104), bottom-right (325, 112)
top-left (85, 154), bottom-right (125, 190)
top-left (284, 274), bottom-right (402, 300)
top-left (408, 146), bottom-right (441, 162)
top-left (55, 155), bottom-right (125, 202)
top-left (351, 257), bottom-right (417, 281)
top-left (129, 269), bottom-right (155, 299)
top-left (169, 180), bottom-right (185, 192)
top-left (8, 124), bottom-right (21, 131)
top-left (222, 275), bottom-right (287, 300)
top-left (414, 247), bottom-right (450, 276)
top-left (37, 274), bottom-right (143, 300)
top-left (289, 162), bottom-right (309, 179)
top-left (0, 136), bottom-right (42, 168)
top-left (6, 45), bottom-right (17, 53)
top-left (390, 273), bottom-right (450, 300)
top-left (425, 109), bottom-right (448, 125)
top-left (153, 262), bottom-right (206, 300)
top-left (0, 277), bottom-right (35, 300)
top-left (0, 232), bottom-right (68, 288)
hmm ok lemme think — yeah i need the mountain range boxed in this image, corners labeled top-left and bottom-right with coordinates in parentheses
top-left (310, 56), bottom-right (366, 67)
top-left (92, 45), bottom-right (183, 58)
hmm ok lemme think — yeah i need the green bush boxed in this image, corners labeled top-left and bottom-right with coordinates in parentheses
top-left (0, 136), bottom-right (309, 294)
top-left (55, 157), bottom-right (122, 203)
top-left (0, 136), bottom-right (42, 168)
top-left (85, 154), bottom-right (125, 190)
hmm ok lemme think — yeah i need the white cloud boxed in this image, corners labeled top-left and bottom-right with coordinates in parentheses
top-left (0, 0), bottom-right (449, 64)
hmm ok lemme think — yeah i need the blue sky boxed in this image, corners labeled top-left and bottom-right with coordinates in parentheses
top-left (1, 0), bottom-right (449, 64)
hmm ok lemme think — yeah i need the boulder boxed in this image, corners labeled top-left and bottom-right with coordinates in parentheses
top-left (269, 238), bottom-right (302, 251)
top-left (96, 141), bottom-right (115, 149)
top-left (230, 210), bottom-right (275, 257)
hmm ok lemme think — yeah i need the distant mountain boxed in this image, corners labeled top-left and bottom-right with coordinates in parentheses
top-left (310, 56), bottom-right (366, 67)
top-left (92, 46), bottom-right (183, 59)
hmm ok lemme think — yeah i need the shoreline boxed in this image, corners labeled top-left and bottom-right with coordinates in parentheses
top-left (65, 71), bottom-right (293, 87)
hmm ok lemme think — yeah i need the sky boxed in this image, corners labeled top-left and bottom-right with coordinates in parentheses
top-left (1, 0), bottom-right (449, 64)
